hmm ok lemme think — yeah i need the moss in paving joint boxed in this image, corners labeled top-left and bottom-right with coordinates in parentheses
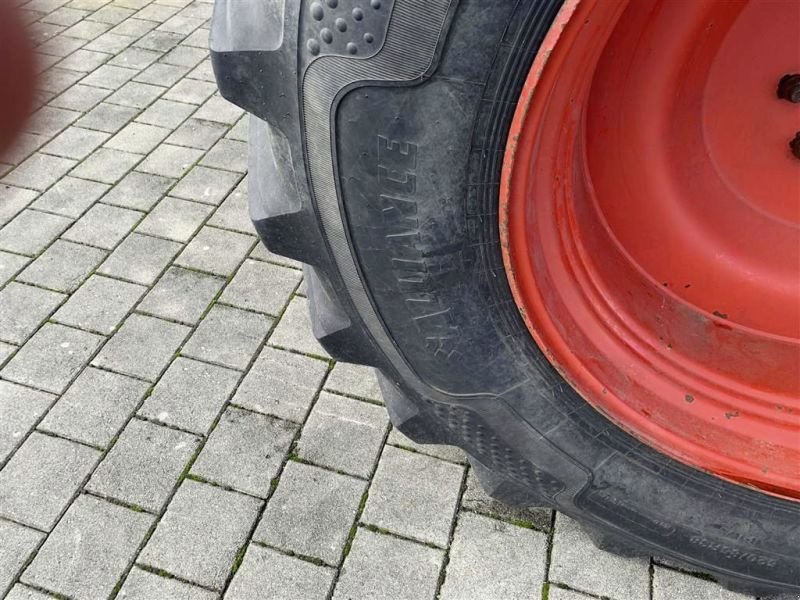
top-left (540, 582), bottom-right (550, 600)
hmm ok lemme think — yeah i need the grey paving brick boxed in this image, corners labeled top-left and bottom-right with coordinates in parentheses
top-left (139, 479), bottom-right (262, 590)
top-left (182, 28), bottom-right (212, 49)
top-left (106, 122), bottom-right (171, 155)
top-left (0, 432), bottom-right (100, 530)
top-left (0, 251), bottom-right (26, 287)
top-left (461, 466), bottom-right (552, 530)
top-left (171, 166), bottom-right (240, 206)
top-left (297, 392), bottom-right (387, 478)
top-left (30, 176), bottom-right (109, 217)
top-left (0, 521), bottom-right (44, 598)
top-left (137, 144), bottom-right (204, 179)
top-left (186, 60), bottom-right (216, 83)
top-left (136, 98), bottom-right (196, 129)
top-left (255, 460), bottom-right (365, 563)
top-left (439, 512), bottom-right (547, 600)
top-left (387, 429), bottom-right (466, 465)
top-left (25, 106), bottom-right (80, 137)
top-left (42, 126), bottom-right (110, 160)
top-left (1, 323), bottom-right (103, 393)
top-left (166, 118), bottom-right (227, 150)
top-left (3, 152), bottom-right (77, 191)
top-left (158, 14), bottom-right (205, 36)
top-left (0, 186), bottom-right (38, 227)
top-left (550, 514), bottom-right (650, 600)
top-left (0, 381), bottom-right (55, 463)
top-left (134, 30), bottom-right (184, 52)
top-left (81, 64), bottom-right (138, 90)
top-left (62, 202), bottom-right (142, 249)
top-left (135, 62), bottom-right (192, 87)
top-left (109, 46), bottom-right (161, 70)
top-left (652, 566), bottom-right (751, 600)
top-left (136, 196), bottom-right (212, 242)
top-left (53, 274), bottom-right (146, 334)
top-left (200, 139), bottom-right (248, 173)
top-left (139, 356), bottom-right (239, 435)
top-left (220, 260), bottom-right (300, 316)
top-left (62, 18), bottom-right (112, 40)
top-left (118, 567), bottom-right (218, 600)
top-left (193, 95), bottom-right (244, 125)
top-left (88, 418), bottom-right (200, 512)
top-left (226, 117), bottom-right (248, 142)
top-left (110, 16), bottom-right (156, 37)
top-left (161, 45), bottom-right (207, 68)
top-left (39, 366), bottom-right (149, 448)
top-left (38, 34), bottom-right (86, 58)
top-left (17, 240), bottom-right (106, 293)
top-left (0, 282), bottom-right (64, 345)
top-left (191, 406), bottom-right (296, 497)
top-left (98, 232), bottom-right (181, 285)
top-left (547, 588), bottom-right (597, 600)
top-left (84, 31), bottom-right (136, 55)
top-left (107, 81), bottom-right (166, 109)
top-left (37, 66), bottom-right (81, 94)
top-left (102, 170), bottom-right (175, 211)
top-left (163, 78), bottom-right (217, 105)
top-left (0, 342), bottom-right (15, 363)
top-left (89, 4), bottom-right (136, 24)
top-left (22, 495), bottom-right (153, 599)
top-left (56, 48), bottom-right (112, 72)
top-left (333, 528), bottom-right (443, 600)
top-left (183, 305), bottom-right (271, 370)
top-left (207, 179), bottom-right (251, 232)
top-left (92, 313), bottom-right (190, 381)
top-left (175, 226), bottom-right (254, 277)
top-left (4, 133), bottom-right (49, 168)
top-left (75, 102), bottom-right (139, 133)
top-left (137, 3), bottom-right (180, 22)
top-left (325, 362), bottom-right (383, 403)
top-left (232, 346), bottom-right (327, 423)
top-left (362, 445), bottom-right (463, 547)
top-left (4, 585), bottom-right (54, 600)
top-left (225, 544), bottom-right (335, 600)
top-left (49, 83), bottom-right (112, 112)
top-left (3, 208), bottom-right (73, 260)
top-left (42, 7), bottom-right (89, 27)
top-left (269, 296), bottom-right (329, 358)
top-left (71, 147), bottom-right (143, 184)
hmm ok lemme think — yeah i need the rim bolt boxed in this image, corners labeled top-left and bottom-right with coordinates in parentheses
top-left (790, 132), bottom-right (800, 160)
top-left (777, 73), bottom-right (800, 103)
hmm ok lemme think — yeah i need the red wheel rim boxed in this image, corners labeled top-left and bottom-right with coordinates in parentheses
top-left (501, 0), bottom-right (800, 498)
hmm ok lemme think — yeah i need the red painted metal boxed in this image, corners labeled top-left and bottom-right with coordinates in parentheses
top-left (0, 3), bottom-right (36, 159)
top-left (500, 0), bottom-right (800, 498)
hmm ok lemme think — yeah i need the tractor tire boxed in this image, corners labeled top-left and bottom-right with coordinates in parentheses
top-left (210, 0), bottom-right (800, 595)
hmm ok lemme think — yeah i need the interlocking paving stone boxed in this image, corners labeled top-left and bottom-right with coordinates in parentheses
top-left (137, 143), bottom-right (203, 178)
top-left (136, 196), bottom-right (213, 242)
top-left (0, 186), bottom-right (38, 227)
top-left (652, 566), bottom-right (752, 600)
top-left (162, 79), bottom-right (217, 106)
top-left (225, 544), bottom-right (335, 600)
top-left (75, 101), bottom-right (139, 133)
top-left (0, 282), bottom-right (65, 345)
top-left (233, 346), bottom-right (328, 423)
top-left (547, 588), bottom-right (597, 600)
top-left (109, 46), bottom-right (161, 70)
top-left (207, 178), bottom-right (250, 232)
top-left (25, 106), bottom-right (80, 137)
top-left (85, 32), bottom-right (136, 54)
top-left (92, 313), bottom-right (190, 381)
top-left (0, 209), bottom-right (72, 256)
top-left (138, 356), bottom-right (240, 435)
top-left (117, 567), bottom-right (218, 600)
top-left (111, 17), bottom-right (156, 38)
top-left (460, 466), bottom-right (552, 530)
top-left (81, 64), bottom-right (138, 90)
top-left (439, 512), bottom-right (548, 600)
top-left (22, 494), bottom-right (153, 599)
top-left (255, 461), bottom-right (366, 563)
top-left (102, 170), bottom-right (175, 211)
top-left (55, 48), bottom-right (111, 72)
top-left (161, 45), bottom-right (207, 69)
top-left (50, 83), bottom-right (112, 112)
top-left (137, 266), bottom-right (223, 325)
top-left (0, 520), bottom-right (44, 597)
top-left (39, 366), bottom-right (149, 448)
top-left (4, 585), bottom-right (54, 600)
top-left (134, 30), bottom-right (184, 53)
top-left (191, 406), bottom-right (297, 497)
top-left (0, 381), bottom-right (55, 463)
top-left (362, 445), bottom-right (463, 547)
top-left (4, 134), bottom-right (49, 168)
top-left (325, 362), bottom-right (382, 403)
top-left (135, 62), bottom-right (192, 87)
top-left (71, 146), bottom-right (143, 184)
top-left (41, 125), bottom-right (110, 159)
top-left (296, 392), bottom-right (387, 479)
top-left (106, 121), bottom-right (171, 154)
top-left (333, 528), bottom-right (443, 600)
top-left (0, 432), bottom-right (100, 530)
top-left (17, 240), bottom-right (106, 293)
top-left (139, 479), bottom-right (262, 590)
top-left (52, 274), bottom-right (146, 334)
top-left (200, 139), bottom-right (247, 173)
top-left (135, 98), bottom-right (196, 129)
top-left (62, 202), bottom-right (142, 249)
top-left (87, 418), bottom-right (200, 511)
top-left (550, 513), bottom-right (650, 600)
top-left (166, 118), bottom-right (227, 150)
top-left (192, 95), bottom-right (243, 126)
top-left (0, 342), bottom-right (15, 363)
top-left (1, 323), bottom-right (103, 394)
top-left (269, 296), bottom-right (330, 358)
top-left (175, 226), bottom-right (254, 277)
top-left (98, 232), bottom-right (181, 284)
top-left (182, 305), bottom-right (271, 370)
top-left (3, 152), bottom-right (77, 191)
top-left (30, 175), bottom-right (109, 217)
top-left (62, 18), bottom-right (112, 39)
top-left (387, 429), bottom-right (466, 465)
top-left (171, 167), bottom-right (240, 209)
top-left (219, 259), bottom-right (300, 317)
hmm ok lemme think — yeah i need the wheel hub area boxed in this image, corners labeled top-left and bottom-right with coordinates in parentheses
top-left (501, 0), bottom-right (800, 498)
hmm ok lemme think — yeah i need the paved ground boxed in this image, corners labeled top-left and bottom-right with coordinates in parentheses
top-left (0, 1), bottom-right (792, 600)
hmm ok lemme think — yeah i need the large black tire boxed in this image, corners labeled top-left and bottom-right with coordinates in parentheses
top-left (210, 1), bottom-right (800, 595)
